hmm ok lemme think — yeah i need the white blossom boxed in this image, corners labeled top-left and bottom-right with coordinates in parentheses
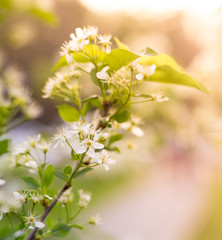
top-left (84, 26), bottom-right (98, 41)
top-left (37, 140), bottom-right (51, 153)
top-left (52, 127), bottom-right (74, 148)
top-left (151, 91), bottom-right (169, 103)
top-left (59, 188), bottom-right (73, 205)
top-left (78, 189), bottom-right (91, 208)
top-left (91, 149), bottom-right (116, 171)
top-left (0, 179), bottom-right (6, 186)
top-left (98, 34), bottom-right (112, 45)
top-left (96, 66), bottom-right (110, 80)
top-left (98, 34), bottom-right (112, 53)
top-left (89, 213), bottom-right (103, 225)
top-left (73, 27), bottom-right (87, 41)
top-left (60, 41), bottom-right (75, 63)
top-left (13, 142), bottom-right (30, 155)
top-left (12, 192), bottom-right (27, 203)
top-left (120, 115), bottom-right (144, 137)
top-left (30, 193), bottom-right (43, 203)
top-left (27, 134), bottom-right (41, 148)
top-left (25, 211), bottom-right (45, 229)
top-left (135, 64), bottom-right (156, 80)
top-left (24, 100), bottom-right (42, 119)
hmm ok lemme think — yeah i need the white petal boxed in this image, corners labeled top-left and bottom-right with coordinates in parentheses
top-left (44, 195), bottom-right (53, 200)
top-left (35, 221), bottom-right (45, 229)
top-left (131, 126), bottom-right (144, 137)
top-left (103, 164), bottom-right (110, 171)
top-left (87, 148), bottom-right (96, 158)
top-left (74, 144), bottom-right (87, 154)
top-left (148, 64), bottom-right (156, 76)
top-left (13, 230), bottom-right (25, 238)
top-left (96, 71), bottom-right (109, 80)
top-left (0, 179), bottom-right (6, 186)
top-left (93, 142), bottom-right (104, 149)
top-left (0, 213), bottom-right (3, 221)
top-left (135, 73), bottom-right (144, 81)
top-left (66, 54), bottom-right (73, 64)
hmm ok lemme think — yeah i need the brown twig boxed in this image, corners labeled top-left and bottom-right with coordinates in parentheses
top-left (96, 100), bottom-right (113, 129)
top-left (26, 182), bottom-right (71, 240)
top-left (27, 100), bottom-right (113, 240)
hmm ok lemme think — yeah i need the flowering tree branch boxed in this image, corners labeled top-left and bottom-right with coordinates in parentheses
top-left (0, 25), bottom-right (207, 240)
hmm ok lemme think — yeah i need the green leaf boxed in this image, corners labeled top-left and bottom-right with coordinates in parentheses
top-left (83, 44), bottom-right (107, 62)
top-left (104, 49), bottom-right (139, 70)
top-left (109, 134), bottom-right (123, 145)
top-left (0, 139), bottom-right (9, 156)
top-left (106, 146), bottom-right (120, 153)
top-left (114, 37), bottom-right (130, 50)
top-left (69, 224), bottom-right (84, 230)
top-left (52, 44), bottom-right (107, 72)
top-left (43, 164), bottom-right (54, 188)
top-left (73, 167), bottom-right (93, 179)
top-left (52, 56), bottom-right (67, 72)
top-left (46, 218), bottom-right (54, 229)
top-left (114, 108), bottom-right (131, 123)
top-left (82, 102), bottom-right (92, 116)
top-left (147, 65), bottom-right (209, 93)
top-left (139, 54), bottom-right (184, 72)
top-left (82, 95), bottom-right (103, 109)
top-left (22, 176), bottom-right (40, 190)
top-left (140, 47), bottom-right (158, 56)
top-left (90, 68), bottom-right (101, 87)
top-left (71, 149), bottom-right (79, 160)
top-left (54, 171), bottom-right (68, 181)
top-left (57, 104), bottom-right (80, 122)
top-left (51, 224), bottom-right (71, 237)
top-left (63, 166), bottom-right (72, 175)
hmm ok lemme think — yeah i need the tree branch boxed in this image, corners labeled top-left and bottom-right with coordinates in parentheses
top-left (26, 182), bottom-right (71, 240)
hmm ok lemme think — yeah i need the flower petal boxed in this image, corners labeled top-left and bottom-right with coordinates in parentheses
top-left (35, 221), bottom-right (45, 229)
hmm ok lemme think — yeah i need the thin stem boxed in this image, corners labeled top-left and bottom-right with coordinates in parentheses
top-left (26, 182), bottom-right (71, 240)
top-left (44, 153), bottom-right (47, 165)
top-left (26, 91), bottom-right (111, 239)
top-left (31, 203), bottom-right (36, 213)
top-left (26, 157), bottom-right (84, 240)
top-left (65, 139), bottom-right (80, 161)
top-left (131, 99), bottom-right (153, 104)
top-left (109, 91), bottom-right (131, 121)
top-left (70, 207), bottom-right (82, 220)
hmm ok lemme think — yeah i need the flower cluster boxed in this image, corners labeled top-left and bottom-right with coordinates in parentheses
top-left (0, 64), bottom-right (42, 122)
top-left (96, 62), bottom-right (156, 88)
top-left (131, 61), bottom-right (156, 81)
top-left (0, 190), bottom-right (47, 224)
top-left (151, 91), bottom-right (169, 103)
top-left (0, 191), bottom-right (22, 218)
top-left (78, 189), bottom-right (91, 208)
top-left (96, 66), bottom-right (131, 87)
top-left (10, 134), bottom-right (50, 170)
top-left (119, 115), bottom-right (144, 137)
top-left (53, 121), bottom-right (116, 171)
top-left (42, 64), bottom-right (80, 101)
top-left (59, 188), bottom-right (73, 206)
top-left (60, 26), bottom-right (112, 63)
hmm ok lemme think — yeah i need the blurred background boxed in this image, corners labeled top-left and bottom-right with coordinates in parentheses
top-left (1, 0), bottom-right (222, 239)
